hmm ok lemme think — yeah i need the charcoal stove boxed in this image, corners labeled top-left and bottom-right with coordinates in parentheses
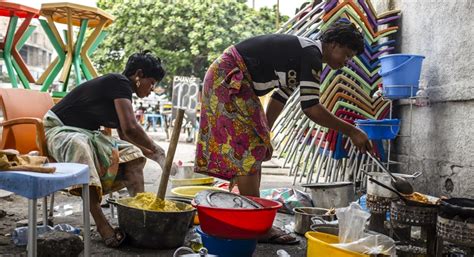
top-left (366, 194), bottom-right (394, 234)
top-left (437, 215), bottom-right (474, 247)
top-left (391, 200), bottom-right (438, 226)
top-left (435, 198), bottom-right (474, 257)
top-left (390, 200), bottom-right (438, 257)
top-left (367, 194), bottom-right (393, 214)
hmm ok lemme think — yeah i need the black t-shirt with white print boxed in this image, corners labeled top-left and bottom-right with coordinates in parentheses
top-left (235, 34), bottom-right (322, 109)
top-left (51, 73), bottom-right (133, 130)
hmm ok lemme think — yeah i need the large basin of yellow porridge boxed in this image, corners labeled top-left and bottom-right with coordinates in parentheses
top-left (107, 192), bottom-right (195, 249)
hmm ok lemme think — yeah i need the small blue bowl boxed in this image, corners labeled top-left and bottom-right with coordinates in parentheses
top-left (355, 119), bottom-right (400, 140)
top-left (196, 226), bottom-right (257, 257)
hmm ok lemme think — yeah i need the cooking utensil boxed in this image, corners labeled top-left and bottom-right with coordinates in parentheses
top-left (366, 172), bottom-right (419, 198)
top-left (106, 197), bottom-right (195, 249)
top-left (367, 172), bottom-right (397, 198)
top-left (173, 247), bottom-right (218, 257)
top-left (368, 177), bottom-right (407, 201)
top-left (367, 152), bottom-right (414, 194)
top-left (439, 198), bottom-right (474, 220)
top-left (293, 207), bottom-right (336, 235)
top-left (310, 216), bottom-right (339, 236)
top-left (368, 177), bottom-right (436, 207)
top-left (302, 182), bottom-right (354, 209)
top-left (310, 225), bottom-right (339, 236)
top-left (156, 108), bottom-right (185, 200)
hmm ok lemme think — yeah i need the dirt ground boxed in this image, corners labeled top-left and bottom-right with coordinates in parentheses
top-left (0, 192), bottom-right (307, 257)
top-left (0, 135), bottom-right (308, 257)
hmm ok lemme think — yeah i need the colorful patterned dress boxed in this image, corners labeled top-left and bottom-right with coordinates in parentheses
top-left (194, 46), bottom-right (273, 180)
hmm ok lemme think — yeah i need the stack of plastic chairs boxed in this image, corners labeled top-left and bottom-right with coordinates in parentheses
top-left (271, 0), bottom-right (401, 186)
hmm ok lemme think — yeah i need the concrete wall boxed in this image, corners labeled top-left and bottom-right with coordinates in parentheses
top-left (374, 0), bottom-right (474, 198)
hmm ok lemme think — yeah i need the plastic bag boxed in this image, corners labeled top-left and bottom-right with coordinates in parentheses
top-left (333, 234), bottom-right (396, 256)
top-left (334, 202), bottom-right (395, 256)
top-left (260, 188), bottom-right (313, 214)
top-left (336, 202), bottom-right (371, 243)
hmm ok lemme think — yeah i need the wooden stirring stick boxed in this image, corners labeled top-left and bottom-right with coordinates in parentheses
top-left (156, 108), bottom-right (185, 201)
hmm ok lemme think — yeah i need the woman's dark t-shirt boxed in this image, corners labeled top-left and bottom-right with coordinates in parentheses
top-left (51, 73), bottom-right (133, 130)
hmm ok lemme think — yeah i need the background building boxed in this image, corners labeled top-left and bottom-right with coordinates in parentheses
top-left (0, 17), bottom-right (53, 85)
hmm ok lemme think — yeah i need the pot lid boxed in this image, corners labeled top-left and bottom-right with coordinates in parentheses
top-left (194, 190), bottom-right (262, 209)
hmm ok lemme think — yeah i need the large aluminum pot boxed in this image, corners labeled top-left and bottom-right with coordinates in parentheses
top-left (173, 247), bottom-right (218, 257)
top-left (107, 197), bottom-right (196, 249)
top-left (293, 207), bottom-right (336, 235)
top-left (367, 172), bottom-right (420, 198)
top-left (310, 217), bottom-right (339, 235)
top-left (302, 182), bottom-right (354, 209)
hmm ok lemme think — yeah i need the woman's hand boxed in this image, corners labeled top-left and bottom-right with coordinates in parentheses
top-left (144, 144), bottom-right (165, 164)
top-left (141, 147), bottom-right (155, 158)
top-left (144, 144), bottom-right (178, 176)
top-left (115, 99), bottom-right (179, 175)
top-left (349, 127), bottom-right (372, 154)
top-left (302, 104), bottom-right (373, 154)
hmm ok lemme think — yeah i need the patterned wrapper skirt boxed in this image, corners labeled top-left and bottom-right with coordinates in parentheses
top-left (194, 46), bottom-right (273, 180)
top-left (44, 111), bottom-right (145, 199)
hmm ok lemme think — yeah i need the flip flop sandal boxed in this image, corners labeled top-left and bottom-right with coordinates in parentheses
top-left (258, 228), bottom-right (300, 245)
top-left (259, 234), bottom-right (300, 245)
top-left (104, 227), bottom-right (126, 248)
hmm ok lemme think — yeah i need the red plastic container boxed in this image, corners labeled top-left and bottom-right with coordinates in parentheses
top-left (192, 196), bottom-right (282, 239)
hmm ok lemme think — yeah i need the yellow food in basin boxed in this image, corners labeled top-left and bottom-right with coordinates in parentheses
top-left (126, 192), bottom-right (193, 212)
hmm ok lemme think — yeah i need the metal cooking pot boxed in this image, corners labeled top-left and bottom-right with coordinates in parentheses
top-left (310, 224), bottom-right (339, 236)
top-left (107, 197), bottom-right (196, 249)
top-left (439, 198), bottom-right (474, 220)
top-left (302, 182), bottom-right (354, 209)
top-left (173, 247), bottom-right (218, 257)
top-left (310, 216), bottom-right (339, 235)
top-left (166, 196), bottom-right (193, 205)
top-left (293, 207), bottom-right (336, 235)
top-left (367, 172), bottom-right (420, 198)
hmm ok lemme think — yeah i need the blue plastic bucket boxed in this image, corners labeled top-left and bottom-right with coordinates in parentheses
top-left (355, 119), bottom-right (400, 140)
top-left (196, 226), bottom-right (257, 257)
top-left (383, 85), bottom-right (418, 100)
top-left (379, 54), bottom-right (425, 99)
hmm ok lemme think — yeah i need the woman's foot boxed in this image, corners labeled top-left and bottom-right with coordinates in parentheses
top-left (258, 227), bottom-right (299, 245)
top-left (88, 187), bottom-right (126, 248)
top-left (98, 225), bottom-right (126, 248)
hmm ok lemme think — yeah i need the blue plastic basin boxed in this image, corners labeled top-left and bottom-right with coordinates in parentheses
top-left (196, 226), bottom-right (257, 257)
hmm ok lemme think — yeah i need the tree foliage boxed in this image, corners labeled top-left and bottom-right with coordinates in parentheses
top-left (94, 0), bottom-right (287, 86)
